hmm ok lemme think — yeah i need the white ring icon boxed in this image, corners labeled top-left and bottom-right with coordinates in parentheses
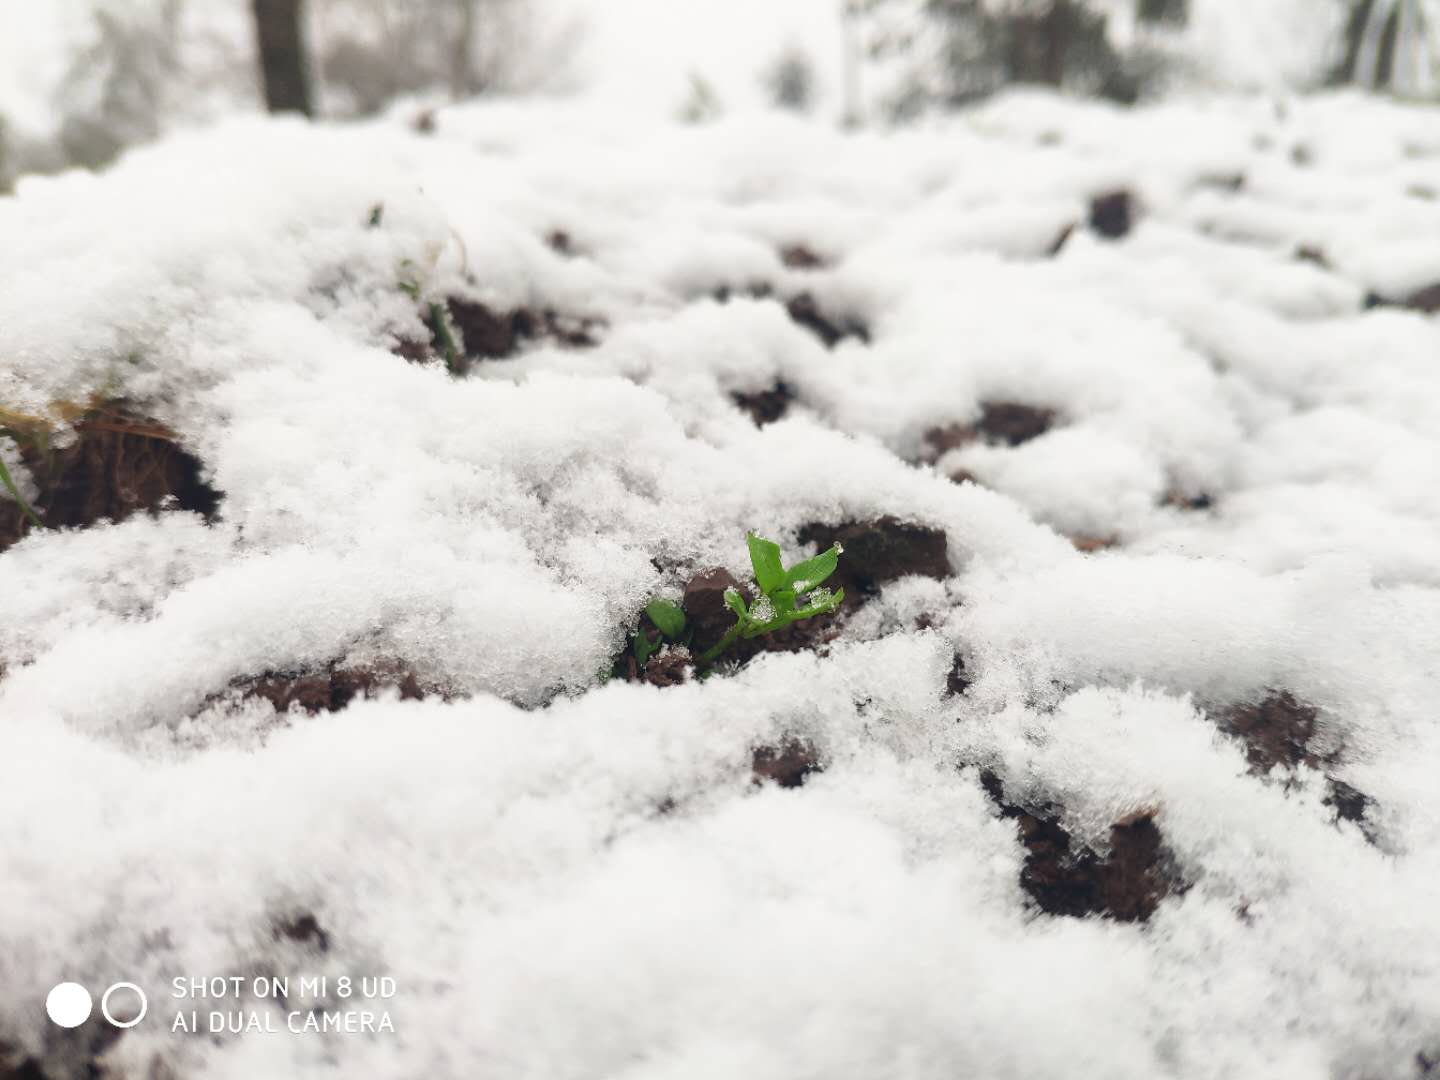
top-left (100, 983), bottom-right (147, 1028)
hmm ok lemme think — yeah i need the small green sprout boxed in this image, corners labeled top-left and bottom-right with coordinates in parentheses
top-left (698, 533), bottom-right (844, 666)
top-left (634, 597), bottom-right (687, 666)
top-left (0, 443), bottom-right (43, 531)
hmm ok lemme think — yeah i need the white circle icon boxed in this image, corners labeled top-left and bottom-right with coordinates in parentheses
top-left (45, 983), bottom-right (93, 1028)
top-left (101, 982), bottom-right (148, 1029)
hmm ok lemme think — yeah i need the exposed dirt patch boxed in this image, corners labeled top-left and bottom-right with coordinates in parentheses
top-left (1216, 691), bottom-right (1377, 837)
top-left (946, 653), bottom-right (971, 696)
top-left (1089, 188), bottom-right (1136, 240)
top-left (752, 739), bottom-right (822, 788)
top-left (679, 566), bottom-right (846, 670)
top-left (785, 292), bottom-right (870, 348)
top-left (446, 297), bottom-right (603, 366)
top-left (1364, 284), bottom-right (1440, 315)
top-left (799, 517), bottom-right (951, 594)
top-left (1163, 489), bottom-right (1214, 512)
top-left (923, 402), bottom-right (1057, 461)
top-left (545, 229), bottom-right (577, 257)
top-left (1069, 535), bottom-right (1118, 553)
top-left (779, 244), bottom-right (830, 270)
top-left (398, 296), bottom-right (604, 374)
top-left (1218, 691), bottom-right (1320, 772)
top-left (227, 661), bottom-right (432, 715)
top-left (711, 283), bottom-right (869, 349)
top-left (731, 380), bottom-right (795, 426)
top-left (0, 405), bottom-right (222, 554)
top-left (981, 770), bottom-right (1181, 922)
top-left (1294, 244), bottom-right (1331, 269)
top-left (274, 911), bottom-right (331, 954)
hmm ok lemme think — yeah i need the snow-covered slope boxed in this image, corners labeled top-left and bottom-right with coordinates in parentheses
top-left (2, 91), bottom-right (1439, 1079)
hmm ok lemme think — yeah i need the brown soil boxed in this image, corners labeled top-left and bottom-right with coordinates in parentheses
top-left (1218, 691), bottom-right (1320, 772)
top-left (711, 283), bottom-right (869, 349)
top-left (798, 517), bottom-right (951, 594)
top-left (784, 292), bottom-right (870, 348)
top-left (1070, 535), bottom-right (1118, 553)
top-left (0, 406), bottom-right (222, 553)
top-left (446, 297), bottom-right (603, 365)
top-left (752, 739), bottom-right (822, 788)
top-left (227, 661), bottom-right (431, 715)
top-left (923, 402), bottom-right (1057, 461)
top-left (731, 381), bottom-right (794, 426)
top-left (274, 911), bottom-right (331, 953)
top-left (779, 244), bottom-right (830, 270)
top-left (1162, 489), bottom-right (1214, 511)
top-left (1089, 189), bottom-right (1135, 240)
top-left (398, 296), bottom-right (604, 374)
top-left (947, 653), bottom-right (971, 696)
top-left (545, 229), bottom-right (577, 257)
top-left (1216, 691), bottom-right (1376, 836)
top-left (676, 566), bottom-right (846, 671)
top-left (981, 770), bottom-right (1181, 922)
top-left (1365, 284), bottom-right (1440, 314)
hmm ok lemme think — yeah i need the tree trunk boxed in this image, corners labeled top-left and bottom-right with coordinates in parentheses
top-left (451, 0), bottom-right (478, 99)
top-left (252, 0), bottom-right (312, 116)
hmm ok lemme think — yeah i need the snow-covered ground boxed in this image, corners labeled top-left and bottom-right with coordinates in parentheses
top-left (2, 87), bottom-right (1440, 1078)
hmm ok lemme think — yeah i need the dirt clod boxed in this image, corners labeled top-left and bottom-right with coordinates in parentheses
top-left (0, 406), bottom-right (222, 554)
top-left (1218, 691), bottom-right (1319, 773)
top-left (923, 402), bottom-right (1056, 461)
top-left (274, 911), bottom-right (331, 953)
top-left (1089, 188), bottom-right (1135, 240)
top-left (230, 662), bottom-right (430, 715)
top-left (752, 740), bottom-right (821, 788)
top-left (732, 381), bottom-right (794, 426)
top-left (779, 244), bottom-right (829, 270)
top-left (639, 647), bottom-right (694, 687)
top-left (405, 296), bottom-right (603, 374)
top-left (545, 229), bottom-right (576, 256)
top-left (1365, 284), bottom-right (1440, 314)
top-left (799, 517), bottom-right (950, 593)
top-left (981, 770), bottom-right (1179, 922)
top-left (683, 567), bottom-right (743, 657)
top-left (946, 653), bottom-right (971, 696)
top-left (785, 292), bottom-right (870, 348)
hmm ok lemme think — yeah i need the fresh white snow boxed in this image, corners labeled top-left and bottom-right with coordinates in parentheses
top-left (2, 88), bottom-right (1440, 1078)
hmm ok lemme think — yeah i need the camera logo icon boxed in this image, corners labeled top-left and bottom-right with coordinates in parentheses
top-left (46, 982), bottom-right (147, 1029)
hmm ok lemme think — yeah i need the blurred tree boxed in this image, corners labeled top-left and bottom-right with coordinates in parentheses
top-left (57, 0), bottom-right (185, 168)
top-left (1137, 0), bottom-right (1187, 25)
top-left (1339, 0), bottom-right (1438, 95)
top-left (252, 0), bottom-right (313, 115)
top-left (765, 46), bottom-right (818, 112)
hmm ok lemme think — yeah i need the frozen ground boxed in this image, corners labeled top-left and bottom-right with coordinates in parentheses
top-left (1, 90), bottom-right (1440, 1078)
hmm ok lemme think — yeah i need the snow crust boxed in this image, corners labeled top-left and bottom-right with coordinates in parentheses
top-left (2, 91), bottom-right (1440, 1077)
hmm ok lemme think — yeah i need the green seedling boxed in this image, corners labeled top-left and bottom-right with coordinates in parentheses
top-left (0, 436), bottom-right (44, 531)
top-left (634, 597), bottom-right (687, 666)
top-left (698, 533), bottom-right (844, 666)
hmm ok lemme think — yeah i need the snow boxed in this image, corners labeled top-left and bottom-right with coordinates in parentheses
top-left (2, 86), bottom-right (1440, 1078)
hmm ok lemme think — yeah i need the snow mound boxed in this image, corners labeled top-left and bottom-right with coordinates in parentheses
top-left (2, 92), bottom-right (1439, 1078)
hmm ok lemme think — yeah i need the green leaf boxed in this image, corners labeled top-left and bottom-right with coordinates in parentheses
top-left (634, 629), bottom-right (657, 667)
top-left (723, 587), bottom-right (748, 620)
top-left (0, 453), bottom-right (44, 531)
top-left (795, 587), bottom-right (844, 620)
top-left (645, 598), bottom-right (686, 639)
top-left (746, 533), bottom-right (786, 594)
top-left (783, 544), bottom-right (840, 591)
